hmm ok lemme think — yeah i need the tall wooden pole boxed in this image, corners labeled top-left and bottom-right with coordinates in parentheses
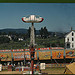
top-left (30, 46), bottom-right (34, 75)
top-left (30, 23), bottom-right (35, 75)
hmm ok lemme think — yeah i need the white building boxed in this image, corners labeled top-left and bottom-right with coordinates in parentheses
top-left (4, 35), bottom-right (12, 40)
top-left (0, 35), bottom-right (12, 40)
top-left (36, 35), bottom-right (41, 37)
top-left (65, 28), bottom-right (75, 49)
top-left (18, 38), bottom-right (23, 41)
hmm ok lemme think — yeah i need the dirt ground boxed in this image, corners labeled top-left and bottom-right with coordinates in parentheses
top-left (0, 67), bottom-right (65, 74)
top-left (0, 71), bottom-right (24, 74)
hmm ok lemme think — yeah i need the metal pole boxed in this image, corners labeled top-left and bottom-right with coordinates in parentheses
top-left (11, 49), bottom-right (13, 71)
top-left (24, 49), bottom-right (25, 66)
top-left (11, 49), bottom-right (12, 65)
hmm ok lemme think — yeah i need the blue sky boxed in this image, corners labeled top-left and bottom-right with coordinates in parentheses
top-left (0, 3), bottom-right (75, 32)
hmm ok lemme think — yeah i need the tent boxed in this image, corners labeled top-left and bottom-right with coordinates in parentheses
top-left (64, 62), bottom-right (75, 74)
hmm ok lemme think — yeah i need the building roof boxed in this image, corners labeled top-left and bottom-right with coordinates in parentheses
top-left (65, 30), bottom-right (75, 37)
top-left (66, 62), bottom-right (75, 74)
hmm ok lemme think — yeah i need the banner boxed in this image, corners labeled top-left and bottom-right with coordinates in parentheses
top-left (0, 53), bottom-right (12, 61)
top-left (13, 52), bottom-right (24, 61)
top-left (51, 47), bottom-right (64, 49)
top-left (0, 50), bottom-right (11, 52)
top-left (52, 50), bottom-right (64, 59)
top-left (12, 49), bottom-right (24, 52)
top-left (38, 48), bottom-right (50, 50)
top-left (25, 52), bottom-right (30, 60)
top-left (25, 52), bottom-right (37, 60)
top-left (39, 51), bottom-right (51, 60)
top-left (65, 50), bottom-right (75, 58)
top-left (25, 49), bottom-right (30, 51)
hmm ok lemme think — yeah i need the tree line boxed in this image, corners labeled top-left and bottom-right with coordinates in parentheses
top-left (0, 26), bottom-right (49, 44)
top-left (0, 27), bottom-right (65, 48)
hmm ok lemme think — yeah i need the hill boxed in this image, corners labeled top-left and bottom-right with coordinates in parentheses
top-left (0, 28), bottom-right (28, 34)
top-left (0, 28), bottom-right (66, 36)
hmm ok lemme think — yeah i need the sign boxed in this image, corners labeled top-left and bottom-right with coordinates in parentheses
top-left (51, 47), bottom-right (64, 49)
top-left (65, 50), bottom-right (75, 58)
top-left (13, 52), bottom-right (24, 61)
top-left (0, 50), bottom-right (11, 52)
top-left (52, 50), bottom-right (64, 59)
top-left (39, 51), bottom-right (51, 60)
top-left (22, 15), bottom-right (44, 23)
top-left (12, 49), bottom-right (24, 52)
top-left (25, 49), bottom-right (30, 51)
top-left (0, 53), bottom-right (12, 61)
top-left (40, 63), bottom-right (45, 69)
top-left (38, 47), bottom-right (50, 50)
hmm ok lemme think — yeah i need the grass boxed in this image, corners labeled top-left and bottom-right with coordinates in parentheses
top-left (0, 71), bottom-right (23, 74)
top-left (41, 67), bottom-right (65, 74)
top-left (0, 37), bottom-right (64, 49)
top-left (0, 67), bottom-right (65, 74)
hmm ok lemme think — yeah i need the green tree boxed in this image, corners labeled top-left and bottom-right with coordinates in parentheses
top-left (1, 32), bottom-right (7, 35)
top-left (43, 26), bottom-right (49, 38)
top-left (28, 27), bottom-right (31, 38)
top-left (39, 27), bottom-right (49, 39)
top-left (12, 35), bottom-right (18, 42)
top-left (0, 36), bottom-right (10, 44)
top-left (39, 27), bottom-right (44, 38)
